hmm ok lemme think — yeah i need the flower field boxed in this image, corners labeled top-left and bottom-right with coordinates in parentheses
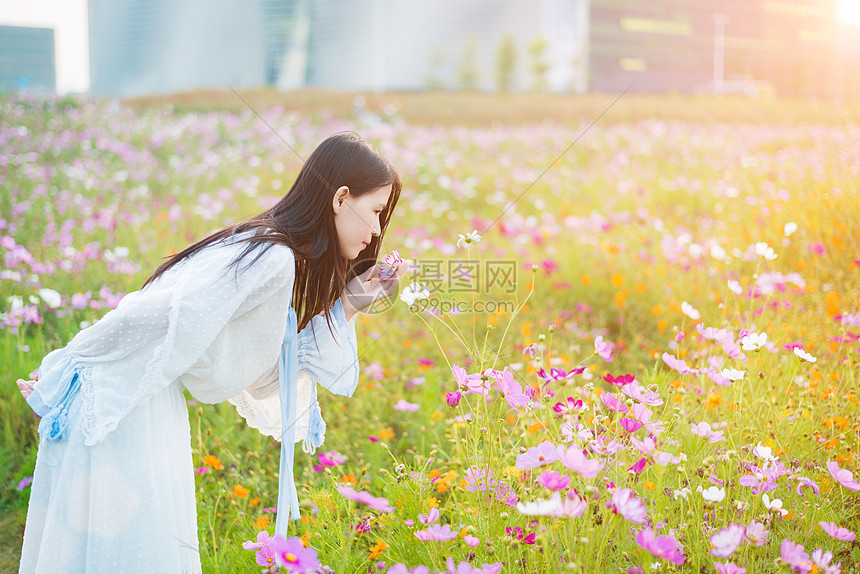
top-left (1, 91), bottom-right (859, 573)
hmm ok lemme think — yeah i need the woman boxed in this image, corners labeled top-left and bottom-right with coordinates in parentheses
top-left (16, 132), bottom-right (404, 573)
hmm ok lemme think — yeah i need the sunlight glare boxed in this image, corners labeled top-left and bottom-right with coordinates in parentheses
top-left (836, 0), bottom-right (860, 24)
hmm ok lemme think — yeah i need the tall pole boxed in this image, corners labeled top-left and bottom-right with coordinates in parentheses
top-left (713, 13), bottom-right (727, 94)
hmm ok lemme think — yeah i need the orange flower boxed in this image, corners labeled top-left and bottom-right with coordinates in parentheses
top-left (368, 539), bottom-right (387, 559)
top-left (249, 497), bottom-right (261, 507)
top-left (341, 474), bottom-right (357, 484)
top-left (254, 515), bottom-right (271, 530)
top-left (232, 485), bottom-right (249, 499)
top-left (203, 455), bottom-right (223, 470)
top-left (705, 391), bottom-right (722, 410)
top-left (611, 272), bottom-right (624, 287)
top-left (379, 427), bottom-right (395, 440)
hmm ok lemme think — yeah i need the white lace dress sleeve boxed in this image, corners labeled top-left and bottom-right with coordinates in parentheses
top-left (226, 297), bottom-right (360, 448)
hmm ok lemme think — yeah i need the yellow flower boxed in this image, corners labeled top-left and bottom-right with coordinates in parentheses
top-left (203, 455), bottom-right (223, 470)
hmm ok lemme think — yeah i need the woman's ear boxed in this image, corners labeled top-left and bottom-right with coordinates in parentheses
top-left (332, 186), bottom-right (350, 214)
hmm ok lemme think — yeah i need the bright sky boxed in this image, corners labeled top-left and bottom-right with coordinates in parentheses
top-left (0, 0), bottom-right (89, 94)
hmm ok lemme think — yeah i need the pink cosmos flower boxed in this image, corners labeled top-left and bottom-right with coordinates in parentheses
top-left (681, 301), bottom-right (701, 320)
top-left (452, 364), bottom-right (483, 390)
top-left (270, 534), bottom-right (321, 572)
top-left (594, 336), bottom-right (614, 362)
top-left (628, 458), bottom-right (647, 473)
top-left (600, 391), bottom-right (629, 413)
top-left (744, 521), bottom-right (769, 547)
top-left (662, 352), bottom-right (694, 375)
top-left (621, 381), bottom-right (664, 406)
top-left (536, 470), bottom-right (570, 490)
top-left (254, 544), bottom-right (278, 568)
top-left (780, 539), bottom-right (812, 573)
top-left (318, 450), bottom-right (346, 467)
top-left (552, 396), bottom-right (584, 415)
top-left (819, 521), bottom-right (855, 541)
top-left (604, 373), bottom-right (635, 386)
top-left (706, 368), bottom-right (732, 387)
top-left (792, 476), bottom-right (819, 497)
top-left (630, 403), bottom-right (664, 435)
top-left (464, 535), bottom-right (480, 547)
top-left (446, 391), bottom-right (461, 408)
top-left (634, 527), bottom-right (685, 564)
top-left (552, 493), bottom-right (587, 518)
top-left (811, 548), bottom-right (840, 574)
top-left (619, 418), bottom-right (643, 433)
top-left (243, 530), bottom-right (271, 551)
top-left (609, 488), bottom-right (647, 523)
top-left (714, 563), bottom-right (746, 574)
top-left (336, 485), bottom-right (395, 513)
top-left (393, 399), bottom-right (420, 412)
top-left (515, 441), bottom-right (560, 470)
top-left (414, 524), bottom-right (458, 541)
top-left (418, 506), bottom-right (440, 524)
top-left (826, 459), bottom-right (860, 491)
top-left (690, 421), bottom-right (726, 443)
top-left (494, 368), bottom-right (530, 412)
top-left (710, 524), bottom-right (745, 558)
top-left (558, 444), bottom-right (603, 478)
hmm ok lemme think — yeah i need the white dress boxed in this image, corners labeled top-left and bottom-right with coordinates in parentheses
top-left (19, 231), bottom-right (360, 573)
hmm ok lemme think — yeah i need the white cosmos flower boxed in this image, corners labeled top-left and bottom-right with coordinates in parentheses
top-left (727, 280), bottom-right (743, 295)
top-left (456, 230), bottom-right (482, 249)
top-left (697, 485), bottom-right (726, 503)
top-left (754, 242), bottom-right (777, 260)
top-left (399, 282), bottom-right (430, 306)
top-left (516, 493), bottom-right (562, 516)
top-left (741, 332), bottom-right (767, 351)
top-left (762, 493), bottom-right (788, 516)
top-left (681, 301), bottom-right (701, 320)
top-left (720, 368), bottom-right (746, 381)
top-left (673, 487), bottom-right (692, 501)
top-left (38, 288), bottom-right (62, 309)
top-left (793, 347), bottom-right (817, 363)
top-left (752, 444), bottom-right (776, 461)
top-left (784, 222), bottom-right (797, 236)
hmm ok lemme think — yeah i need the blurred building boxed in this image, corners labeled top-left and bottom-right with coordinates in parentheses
top-left (0, 25), bottom-right (56, 93)
top-left (88, 0), bottom-right (304, 97)
top-left (87, 0), bottom-right (858, 98)
top-left (589, 0), bottom-right (860, 98)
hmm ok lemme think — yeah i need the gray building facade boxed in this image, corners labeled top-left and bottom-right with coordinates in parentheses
top-left (0, 25), bottom-right (56, 93)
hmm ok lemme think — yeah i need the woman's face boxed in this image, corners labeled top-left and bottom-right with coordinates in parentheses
top-left (332, 183), bottom-right (392, 260)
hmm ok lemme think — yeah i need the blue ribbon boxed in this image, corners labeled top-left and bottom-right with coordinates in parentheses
top-left (26, 351), bottom-right (83, 467)
top-left (275, 306), bottom-right (300, 535)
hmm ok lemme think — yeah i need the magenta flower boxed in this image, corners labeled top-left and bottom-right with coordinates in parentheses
top-left (552, 396), bottom-right (584, 415)
top-left (710, 524), bottom-right (745, 558)
top-left (255, 544), bottom-right (278, 567)
top-left (318, 450), bottom-right (345, 467)
top-left (826, 459), bottom-right (860, 491)
top-left (604, 373), bottom-right (635, 386)
top-left (16, 476), bottom-right (33, 490)
top-left (628, 458), bottom-right (647, 473)
top-left (535, 470), bottom-right (570, 490)
top-left (594, 336), bottom-right (613, 362)
top-left (417, 507), bottom-right (439, 524)
top-left (414, 524), bottom-right (458, 541)
top-left (780, 539), bottom-right (812, 573)
top-left (505, 526), bottom-right (536, 545)
top-left (336, 485), bottom-right (395, 513)
top-left (270, 534), bottom-right (321, 572)
top-left (515, 441), bottom-right (560, 469)
top-left (714, 563), bottom-right (746, 574)
top-left (819, 521), bottom-right (855, 541)
top-left (558, 444), bottom-right (603, 478)
top-left (619, 418), bottom-right (643, 433)
top-left (445, 391), bottom-right (461, 408)
top-left (609, 488), bottom-right (647, 523)
top-left (634, 527), bottom-right (685, 564)
top-left (792, 476), bottom-right (819, 496)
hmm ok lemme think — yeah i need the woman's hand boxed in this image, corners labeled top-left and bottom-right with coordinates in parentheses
top-left (341, 262), bottom-right (405, 320)
top-left (17, 378), bottom-right (35, 399)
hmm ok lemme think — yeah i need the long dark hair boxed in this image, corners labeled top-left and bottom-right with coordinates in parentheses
top-left (140, 132), bottom-right (401, 334)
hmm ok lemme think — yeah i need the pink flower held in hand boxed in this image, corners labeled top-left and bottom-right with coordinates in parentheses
top-left (414, 524), bottom-right (458, 541)
top-left (827, 459), bottom-right (860, 491)
top-left (634, 527), bottom-right (685, 564)
top-left (609, 488), bottom-right (648, 524)
top-left (594, 336), bottom-right (614, 362)
top-left (710, 524), bottom-right (745, 558)
top-left (819, 521), bottom-right (856, 541)
top-left (336, 485), bottom-right (394, 513)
